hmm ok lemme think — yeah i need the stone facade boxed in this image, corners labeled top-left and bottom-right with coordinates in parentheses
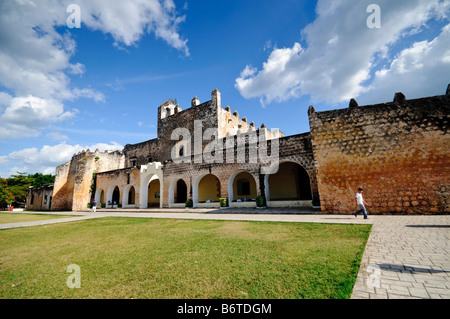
top-left (51, 149), bottom-right (125, 211)
top-left (26, 184), bottom-right (54, 211)
top-left (309, 90), bottom-right (449, 214)
top-left (26, 86), bottom-right (449, 214)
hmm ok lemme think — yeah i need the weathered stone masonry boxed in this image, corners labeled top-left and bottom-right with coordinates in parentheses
top-left (51, 149), bottom-right (125, 211)
top-left (27, 86), bottom-right (449, 214)
top-left (26, 184), bottom-right (54, 211)
top-left (309, 91), bottom-right (449, 214)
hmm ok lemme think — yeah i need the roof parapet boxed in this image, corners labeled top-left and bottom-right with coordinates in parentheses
top-left (191, 96), bottom-right (200, 107)
top-left (212, 88), bottom-right (221, 108)
top-left (393, 92), bottom-right (406, 106)
top-left (349, 98), bottom-right (359, 108)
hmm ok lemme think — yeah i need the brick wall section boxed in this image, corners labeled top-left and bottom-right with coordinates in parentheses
top-left (96, 167), bottom-right (140, 206)
top-left (162, 131), bottom-right (318, 207)
top-left (26, 184), bottom-right (54, 211)
top-left (276, 133), bottom-right (319, 201)
top-left (124, 89), bottom-right (283, 168)
top-left (308, 93), bottom-right (450, 214)
top-left (163, 161), bottom-right (262, 207)
top-left (52, 150), bottom-right (125, 211)
top-left (124, 98), bottom-right (219, 168)
top-left (52, 161), bottom-right (71, 211)
top-left (158, 99), bottom-right (218, 162)
top-left (124, 139), bottom-right (159, 168)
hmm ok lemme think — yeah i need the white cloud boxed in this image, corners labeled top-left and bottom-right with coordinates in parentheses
top-left (71, 88), bottom-right (106, 103)
top-left (359, 23), bottom-right (450, 104)
top-left (239, 65), bottom-right (258, 79)
top-left (0, 95), bottom-right (76, 139)
top-left (68, 63), bottom-right (86, 75)
top-left (0, 92), bottom-right (13, 114)
top-left (0, 0), bottom-right (188, 139)
top-left (235, 0), bottom-right (450, 105)
top-left (77, 0), bottom-right (189, 54)
top-left (0, 141), bottom-right (124, 177)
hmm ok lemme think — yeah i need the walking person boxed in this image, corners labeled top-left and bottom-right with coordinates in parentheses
top-left (353, 188), bottom-right (369, 219)
top-left (92, 200), bottom-right (97, 213)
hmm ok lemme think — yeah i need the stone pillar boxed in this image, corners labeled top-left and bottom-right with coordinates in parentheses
top-left (212, 88), bottom-right (221, 108)
top-left (191, 96), bottom-right (200, 107)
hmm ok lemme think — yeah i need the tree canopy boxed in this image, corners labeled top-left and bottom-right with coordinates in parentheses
top-left (0, 178), bottom-right (15, 209)
top-left (0, 172), bottom-right (55, 209)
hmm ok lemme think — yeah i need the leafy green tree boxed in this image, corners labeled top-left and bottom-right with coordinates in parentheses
top-left (0, 178), bottom-right (15, 210)
top-left (30, 173), bottom-right (55, 187)
top-left (6, 172), bottom-right (31, 206)
top-left (3, 172), bottom-right (55, 207)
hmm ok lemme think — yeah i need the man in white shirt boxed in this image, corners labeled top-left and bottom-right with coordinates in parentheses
top-left (354, 188), bottom-right (369, 219)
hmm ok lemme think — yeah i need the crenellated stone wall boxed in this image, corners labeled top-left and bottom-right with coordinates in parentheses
top-left (28, 86), bottom-right (449, 214)
top-left (308, 90), bottom-right (450, 214)
top-left (51, 149), bottom-right (125, 211)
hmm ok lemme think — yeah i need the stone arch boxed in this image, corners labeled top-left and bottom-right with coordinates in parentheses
top-left (94, 188), bottom-right (105, 205)
top-left (122, 185), bottom-right (136, 207)
top-left (168, 178), bottom-right (188, 207)
top-left (228, 170), bottom-right (258, 203)
top-left (175, 179), bottom-right (188, 204)
top-left (193, 173), bottom-right (221, 206)
top-left (264, 160), bottom-right (312, 207)
top-left (147, 179), bottom-right (160, 207)
top-left (139, 163), bottom-right (163, 208)
top-left (160, 102), bottom-right (178, 119)
top-left (106, 185), bottom-right (121, 206)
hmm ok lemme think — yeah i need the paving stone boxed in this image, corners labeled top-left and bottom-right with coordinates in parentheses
top-left (352, 215), bottom-right (450, 299)
top-left (408, 287), bottom-right (430, 299)
top-left (388, 293), bottom-right (417, 299)
top-left (388, 285), bottom-right (410, 294)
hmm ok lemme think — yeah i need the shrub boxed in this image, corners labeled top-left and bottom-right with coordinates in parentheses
top-left (219, 197), bottom-right (228, 207)
top-left (185, 199), bottom-right (193, 208)
top-left (256, 195), bottom-right (266, 207)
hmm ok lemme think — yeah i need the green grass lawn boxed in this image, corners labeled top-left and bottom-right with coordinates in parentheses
top-left (0, 217), bottom-right (371, 299)
top-left (0, 213), bottom-right (71, 224)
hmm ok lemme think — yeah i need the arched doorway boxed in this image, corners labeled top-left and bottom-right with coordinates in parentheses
top-left (100, 189), bottom-right (105, 204)
top-left (112, 186), bottom-right (120, 206)
top-left (266, 162), bottom-right (312, 207)
top-left (95, 188), bottom-right (105, 206)
top-left (139, 162), bottom-right (163, 209)
top-left (128, 186), bottom-right (135, 205)
top-left (196, 174), bottom-right (221, 204)
top-left (122, 185), bottom-right (136, 208)
top-left (148, 179), bottom-right (161, 207)
top-left (175, 179), bottom-right (188, 204)
top-left (228, 171), bottom-right (257, 203)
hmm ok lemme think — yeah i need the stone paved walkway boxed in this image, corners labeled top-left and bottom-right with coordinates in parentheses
top-left (1, 209), bottom-right (449, 299)
top-left (351, 215), bottom-right (450, 299)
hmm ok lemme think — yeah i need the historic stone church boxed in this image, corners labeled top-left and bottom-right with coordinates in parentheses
top-left (27, 85), bottom-right (450, 214)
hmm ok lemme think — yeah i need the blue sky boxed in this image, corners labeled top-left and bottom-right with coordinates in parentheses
top-left (0, 0), bottom-right (449, 176)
